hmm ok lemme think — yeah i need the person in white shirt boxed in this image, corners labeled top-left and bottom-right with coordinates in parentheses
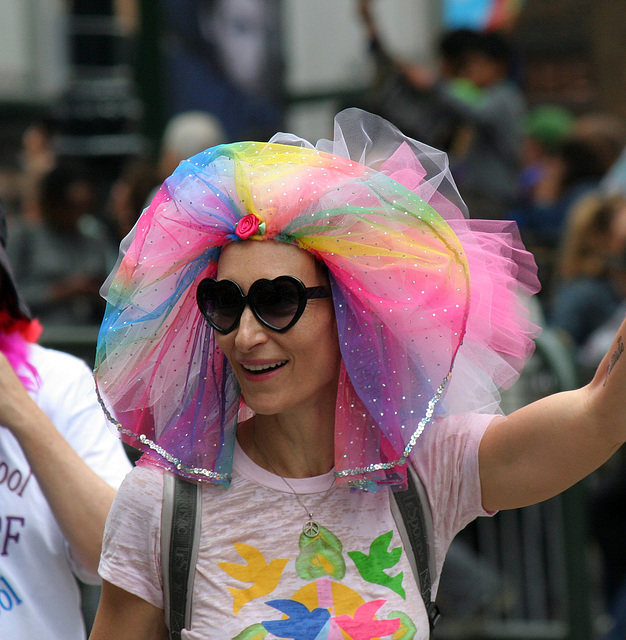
top-left (0, 203), bottom-right (132, 639)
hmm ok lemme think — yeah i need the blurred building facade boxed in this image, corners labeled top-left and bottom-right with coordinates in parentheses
top-left (514, 0), bottom-right (626, 120)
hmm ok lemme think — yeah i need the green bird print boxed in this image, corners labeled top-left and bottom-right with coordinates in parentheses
top-left (348, 531), bottom-right (406, 598)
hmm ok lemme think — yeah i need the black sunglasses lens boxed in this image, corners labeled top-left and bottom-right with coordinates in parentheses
top-left (251, 278), bottom-right (302, 330)
top-left (199, 280), bottom-right (242, 332)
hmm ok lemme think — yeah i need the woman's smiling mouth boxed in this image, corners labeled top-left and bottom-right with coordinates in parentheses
top-left (241, 361), bottom-right (288, 374)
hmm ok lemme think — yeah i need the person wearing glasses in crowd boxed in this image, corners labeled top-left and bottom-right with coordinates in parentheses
top-left (0, 203), bottom-right (132, 639)
top-left (89, 109), bottom-right (626, 640)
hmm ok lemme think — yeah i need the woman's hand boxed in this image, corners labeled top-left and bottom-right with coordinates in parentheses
top-left (0, 352), bottom-right (34, 436)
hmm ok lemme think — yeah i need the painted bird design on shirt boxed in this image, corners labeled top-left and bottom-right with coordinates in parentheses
top-left (263, 599), bottom-right (331, 640)
top-left (348, 531), bottom-right (405, 598)
top-left (335, 599), bottom-right (401, 639)
top-left (219, 542), bottom-right (289, 614)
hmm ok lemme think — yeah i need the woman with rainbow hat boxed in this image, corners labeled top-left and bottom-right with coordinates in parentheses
top-left (90, 109), bottom-right (625, 640)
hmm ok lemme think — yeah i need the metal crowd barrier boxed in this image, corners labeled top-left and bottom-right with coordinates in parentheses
top-left (436, 327), bottom-right (592, 640)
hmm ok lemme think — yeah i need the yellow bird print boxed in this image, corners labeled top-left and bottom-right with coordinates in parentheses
top-left (219, 542), bottom-right (289, 614)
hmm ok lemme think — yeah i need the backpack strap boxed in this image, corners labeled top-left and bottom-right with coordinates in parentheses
top-left (391, 466), bottom-right (441, 635)
top-left (161, 474), bottom-right (201, 640)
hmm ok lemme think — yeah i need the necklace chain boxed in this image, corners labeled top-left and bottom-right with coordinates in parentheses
top-left (253, 434), bottom-right (336, 538)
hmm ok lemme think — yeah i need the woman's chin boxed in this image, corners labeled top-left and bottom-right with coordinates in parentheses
top-left (240, 394), bottom-right (284, 417)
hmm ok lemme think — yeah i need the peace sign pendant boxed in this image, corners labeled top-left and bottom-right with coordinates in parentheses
top-left (302, 518), bottom-right (320, 538)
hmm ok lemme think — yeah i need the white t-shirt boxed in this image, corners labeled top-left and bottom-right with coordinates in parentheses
top-left (100, 412), bottom-right (495, 640)
top-left (0, 344), bottom-right (132, 640)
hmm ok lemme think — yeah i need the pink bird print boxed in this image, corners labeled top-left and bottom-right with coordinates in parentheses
top-left (334, 599), bottom-right (401, 639)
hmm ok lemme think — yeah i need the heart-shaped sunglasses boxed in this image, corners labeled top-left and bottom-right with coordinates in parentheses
top-left (196, 275), bottom-right (331, 334)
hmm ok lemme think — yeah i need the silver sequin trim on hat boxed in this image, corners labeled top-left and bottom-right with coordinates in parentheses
top-left (334, 372), bottom-right (450, 480)
top-left (95, 385), bottom-right (232, 482)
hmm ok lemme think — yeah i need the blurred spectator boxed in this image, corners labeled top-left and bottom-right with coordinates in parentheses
top-left (548, 196), bottom-right (626, 637)
top-left (18, 120), bottom-right (57, 224)
top-left (139, 111), bottom-right (228, 213)
top-left (573, 112), bottom-right (626, 179)
top-left (548, 194), bottom-right (626, 350)
top-left (435, 28), bottom-right (486, 156)
top-left (106, 156), bottom-right (159, 246)
top-left (398, 29), bottom-right (525, 219)
top-left (580, 184), bottom-right (626, 640)
top-left (7, 162), bottom-right (112, 327)
top-left (511, 130), bottom-right (608, 295)
top-left (357, 4), bottom-right (525, 219)
top-left (578, 196), bottom-right (626, 375)
top-left (357, 1), bottom-right (481, 150)
top-left (157, 110), bottom-right (227, 181)
top-left (519, 104), bottom-right (575, 202)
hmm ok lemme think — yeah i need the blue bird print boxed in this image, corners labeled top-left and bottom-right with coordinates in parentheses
top-left (263, 599), bottom-right (331, 640)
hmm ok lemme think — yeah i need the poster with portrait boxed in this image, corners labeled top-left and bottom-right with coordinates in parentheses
top-left (160, 0), bottom-right (284, 142)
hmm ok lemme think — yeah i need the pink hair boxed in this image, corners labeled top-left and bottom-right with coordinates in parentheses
top-left (0, 311), bottom-right (42, 391)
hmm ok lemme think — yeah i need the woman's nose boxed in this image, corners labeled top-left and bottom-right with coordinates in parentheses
top-left (233, 306), bottom-right (269, 351)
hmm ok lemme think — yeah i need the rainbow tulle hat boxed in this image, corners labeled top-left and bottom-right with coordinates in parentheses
top-left (95, 108), bottom-right (539, 491)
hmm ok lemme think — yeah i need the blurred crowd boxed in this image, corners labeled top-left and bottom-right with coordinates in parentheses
top-left (0, 110), bottom-right (227, 329)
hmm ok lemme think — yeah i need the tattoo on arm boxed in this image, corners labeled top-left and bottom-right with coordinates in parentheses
top-left (604, 336), bottom-right (624, 386)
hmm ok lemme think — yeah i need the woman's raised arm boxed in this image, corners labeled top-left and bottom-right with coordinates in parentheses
top-left (479, 315), bottom-right (626, 512)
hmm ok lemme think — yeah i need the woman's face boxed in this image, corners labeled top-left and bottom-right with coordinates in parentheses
top-left (214, 241), bottom-right (341, 417)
